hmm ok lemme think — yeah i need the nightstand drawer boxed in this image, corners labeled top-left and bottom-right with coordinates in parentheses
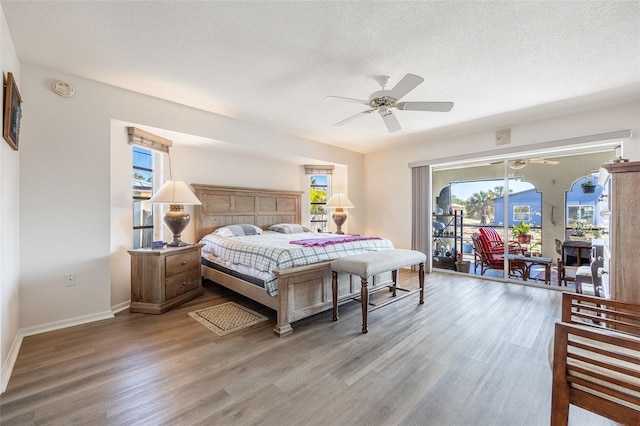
top-left (165, 250), bottom-right (200, 276)
top-left (165, 270), bottom-right (200, 299)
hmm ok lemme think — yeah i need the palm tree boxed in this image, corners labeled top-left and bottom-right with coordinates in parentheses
top-left (465, 190), bottom-right (496, 225)
top-left (310, 178), bottom-right (327, 217)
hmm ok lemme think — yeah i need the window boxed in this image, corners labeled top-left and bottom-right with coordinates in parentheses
top-left (309, 174), bottom-right (329, 232)
top-left (567, 204), bottom-right (594, 225)
top-left (133, 146), bottom-right (154, 249)
top-left (513, 205), bottom-right (531, 222)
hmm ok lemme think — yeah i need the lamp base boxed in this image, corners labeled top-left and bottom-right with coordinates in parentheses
top-left (166, 241), bottom-right (190, 248)
top-left (164, 204), bottom-right (191, 247)
top-left (332, 208), bottom-right (347, 235)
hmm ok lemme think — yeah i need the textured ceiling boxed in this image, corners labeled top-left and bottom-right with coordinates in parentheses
top-left (2, 1), bottom-right (639, 153)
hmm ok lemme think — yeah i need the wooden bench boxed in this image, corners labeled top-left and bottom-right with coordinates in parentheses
top-left (330, 249), bottom-right (426, 333)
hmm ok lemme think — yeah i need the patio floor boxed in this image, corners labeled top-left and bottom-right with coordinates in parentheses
top-left (442, 255), bottom-right (578, 291)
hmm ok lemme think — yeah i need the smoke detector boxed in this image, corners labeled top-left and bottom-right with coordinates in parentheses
top-left (53, 81), bottom-right (75, 97)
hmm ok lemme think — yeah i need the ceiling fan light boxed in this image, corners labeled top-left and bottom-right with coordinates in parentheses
top-left (509, 161), bottom-right (527, 170)
top-left (376, 75), bottom-right (390, 88)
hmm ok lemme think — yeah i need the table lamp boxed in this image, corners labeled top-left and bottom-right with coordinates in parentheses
top-left (148, 180), bottom-right (202, 247)
top-left (325, 193), bottom-right (354, 235)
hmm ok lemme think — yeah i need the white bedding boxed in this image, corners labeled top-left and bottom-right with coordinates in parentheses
top-left (199, 231), bottom-right (394, 296)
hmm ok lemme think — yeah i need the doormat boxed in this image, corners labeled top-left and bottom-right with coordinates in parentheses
top-left (188, 302), bottom-right (268, 336)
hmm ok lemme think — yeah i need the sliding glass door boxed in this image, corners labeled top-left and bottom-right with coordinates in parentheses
top-left (430, 149), bottom-right (617, 287)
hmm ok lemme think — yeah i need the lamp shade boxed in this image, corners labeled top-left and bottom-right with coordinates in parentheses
top-left (147, 181), bottom-right (201, 247)
top-left (148, 180), bottom-right (202, 205)
top-left (325, 193), bottom-right (354, 209)
top-left (325, 193), bottom-right (353, 235)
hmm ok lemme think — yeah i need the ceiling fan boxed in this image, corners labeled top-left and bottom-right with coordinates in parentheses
top-left (509, 158), bottom-right (560, 170)
top-left (325, 74), bottom-right (454, 133)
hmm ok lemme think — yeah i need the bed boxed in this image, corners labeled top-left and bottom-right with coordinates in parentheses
top-left (192, 184), bottom-right (395, 336)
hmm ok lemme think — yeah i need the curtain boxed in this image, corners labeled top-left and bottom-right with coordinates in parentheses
top-left (304, 165), bottom-right (334, 175)
top-left (127, 127), bottom-right (172, 153)
top-left (411, 165), bottom-right (431, 272)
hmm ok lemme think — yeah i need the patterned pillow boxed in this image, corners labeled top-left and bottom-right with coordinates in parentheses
top-left (213, 224), bottom-right (263, 238)
top-left (268, 223), bottom-right (312, 234)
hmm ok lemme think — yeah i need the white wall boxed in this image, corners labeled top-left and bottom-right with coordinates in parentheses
top-left (0, 4), bottom-right (21, 393)
top-left (20, 64), bottom-right (365, 330)
top-left (365, 102), bottom-right (640, 249)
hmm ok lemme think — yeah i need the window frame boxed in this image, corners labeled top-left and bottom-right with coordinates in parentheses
top-left (309, 174), bottom-right (330, 232)
top-left (512, 204), bottom-right (531, 223)
top-left (566, 204), bottom-right (595, 225)
top-left (132, 146), bottom-right (163, 249)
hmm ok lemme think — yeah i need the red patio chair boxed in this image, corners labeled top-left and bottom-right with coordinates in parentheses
top-left (479, 227), bottom-right (526, 255)
top-left (472, 233), bottom-right (526, 277)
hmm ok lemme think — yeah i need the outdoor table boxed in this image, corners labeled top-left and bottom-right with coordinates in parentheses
top-left (507, 254), bottom-right (553, 284)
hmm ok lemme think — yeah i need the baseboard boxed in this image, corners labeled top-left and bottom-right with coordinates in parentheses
top-left (111, 300), bottom-right (130, 314)
top-left (20, 310), bottom-right (115, 338)
top-left (1, 330), bottom-right (24, 394)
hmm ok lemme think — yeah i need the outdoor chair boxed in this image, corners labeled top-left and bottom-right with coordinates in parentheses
top-left (478, 227), bottom-right (526, 255)
top-left (473, 228), bottom-right (526, 272)
top-left (557, 240), bottom-right (592, 287)
top-left (471, 233), bottom-right (526, 278)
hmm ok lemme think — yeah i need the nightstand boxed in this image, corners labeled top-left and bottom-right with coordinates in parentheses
top-left (128, 244), bottom-right (204, 314)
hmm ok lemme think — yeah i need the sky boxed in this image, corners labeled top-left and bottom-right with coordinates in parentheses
top-left (451, 179), bottom-right (534, 201)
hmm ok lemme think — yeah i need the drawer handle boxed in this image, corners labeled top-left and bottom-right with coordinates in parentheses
top-left (181, 281), bottom-right (188, 286)
top-left (181, 261), bottom-right (188, 265)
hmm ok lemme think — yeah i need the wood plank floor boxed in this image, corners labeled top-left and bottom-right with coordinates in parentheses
top-left (0, 271), bottom-right (616, 425)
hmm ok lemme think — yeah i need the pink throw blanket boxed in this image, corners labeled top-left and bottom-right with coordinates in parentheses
top-left (290, 236), bottom-right (382, 247)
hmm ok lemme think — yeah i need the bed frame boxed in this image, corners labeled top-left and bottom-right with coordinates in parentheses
top-left (192, 184), bottom-right (391, 337)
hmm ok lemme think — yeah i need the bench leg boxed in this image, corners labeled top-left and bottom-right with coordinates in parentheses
top-left (391, 269), bottom-right (397, 297)
top-left (332, 271), bottom-right (339, 321)
top-left (419, 262), bottom-right (425, 304)
top-left (361, 276), bottom-right (368, 333)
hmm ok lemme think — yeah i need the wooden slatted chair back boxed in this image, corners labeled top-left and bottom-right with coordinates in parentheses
top-left (479, 227), bottom-right (505, 249)
top-left (476, 233), bottom-right (502, 260)
top-left (551, 292), bottom-right (640, 426)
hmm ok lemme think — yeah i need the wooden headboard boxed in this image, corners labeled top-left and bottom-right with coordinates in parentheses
top-left (192, 184), bottom-right (304, 241)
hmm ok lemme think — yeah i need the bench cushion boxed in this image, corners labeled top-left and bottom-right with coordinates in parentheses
top-left (330, 249), bottom-right (426, 278)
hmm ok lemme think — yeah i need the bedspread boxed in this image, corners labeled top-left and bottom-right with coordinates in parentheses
top-left (290, 235), bottom-right (382, 247)
top-left (199, 231), bottom-right (394, 296)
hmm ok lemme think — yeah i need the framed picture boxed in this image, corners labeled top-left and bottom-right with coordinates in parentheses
top-left (3, 72), bottom-right (22, 151)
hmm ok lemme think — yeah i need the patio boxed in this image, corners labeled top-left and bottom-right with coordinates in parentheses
top-left (454, 252), bottom-right (571, 289)
top-left (429, 150), bottom-right (612, 294)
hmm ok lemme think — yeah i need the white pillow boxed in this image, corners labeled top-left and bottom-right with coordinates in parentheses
top-left (268, 223), bottom-right (313, 234)
top-left (212, 224), bottom-right (263, 238)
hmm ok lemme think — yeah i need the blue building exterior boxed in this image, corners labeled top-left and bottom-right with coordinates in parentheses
top-left (493, 176), bottom-right (604, 228)
top-left (493, 188), bottom-right (542, 227)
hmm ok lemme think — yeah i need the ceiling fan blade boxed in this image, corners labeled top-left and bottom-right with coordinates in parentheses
top-left (333, 109), bottom-right (374, 126)
top-left (387, 74), bottom-right (424, 100)
top-left (324, 96), bottom-right (369, 105)
top-left (397, 101), bottom-right (454, 112)
top-left (381, 112), bottom-right (401, 133)
top-left (529, 158), bottom-right (560, 165)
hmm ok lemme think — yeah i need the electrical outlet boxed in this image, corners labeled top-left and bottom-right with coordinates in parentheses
top-left (64, 274), bottom-right (77, 287)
